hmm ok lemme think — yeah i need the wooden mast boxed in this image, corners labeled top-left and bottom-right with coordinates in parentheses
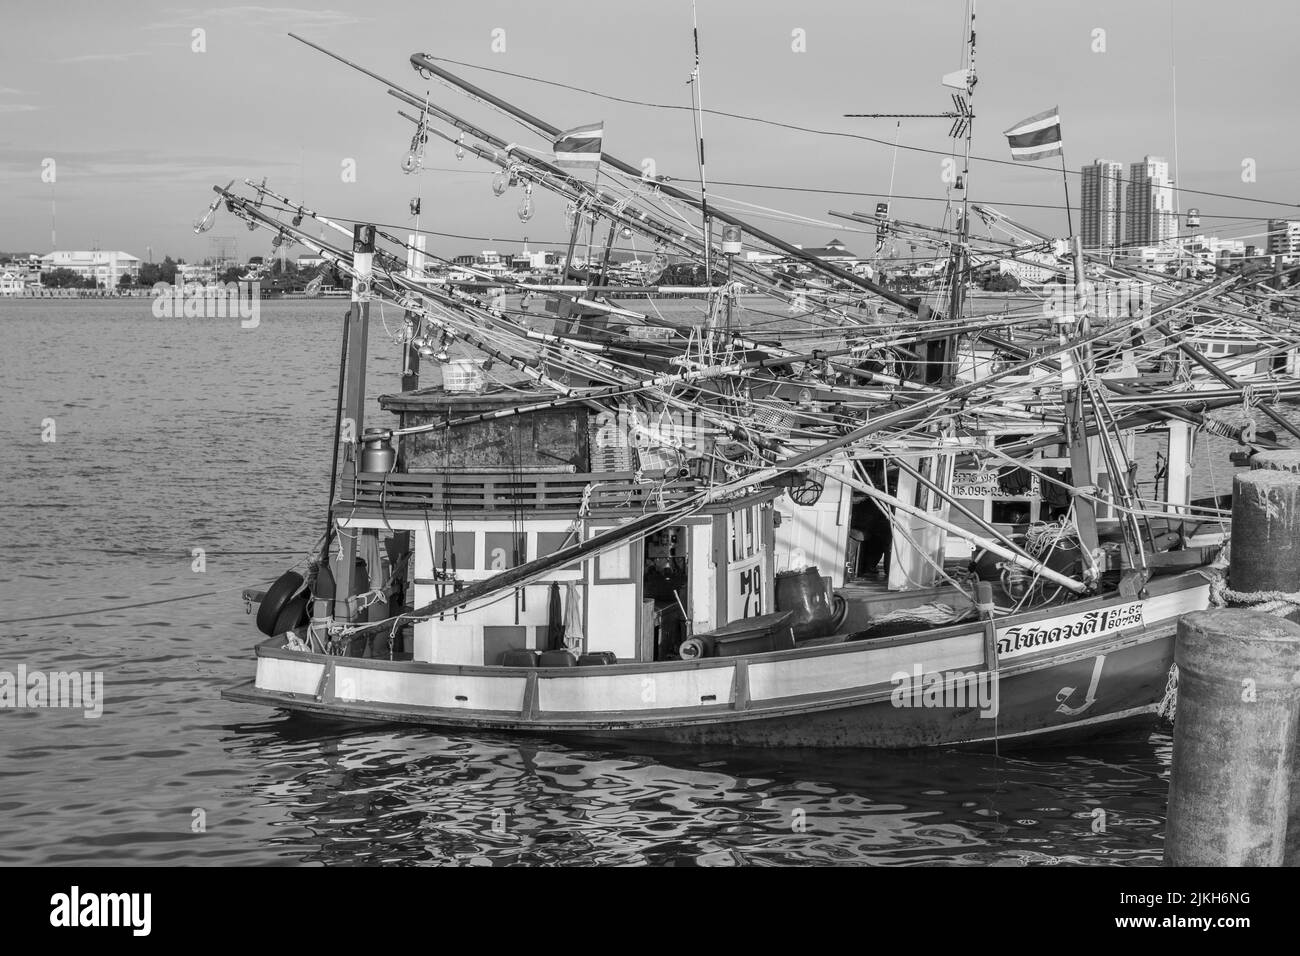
top-left (337, 224), bottom-right (375, 617)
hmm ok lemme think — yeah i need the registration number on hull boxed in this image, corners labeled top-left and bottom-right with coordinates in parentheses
top-left (996, 602), bottom-right (1145, 660)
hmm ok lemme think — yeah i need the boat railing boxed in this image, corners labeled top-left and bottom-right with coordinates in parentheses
top-left (350, 470), bottom-right (702, 512)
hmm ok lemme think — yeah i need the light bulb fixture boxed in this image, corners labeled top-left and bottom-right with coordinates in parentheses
top-left (736, 384), bottom-right (754, 417)
top-left (193, 198), bottom-right (220, 234)
top-left (517, 185), bottom-right (534, 223)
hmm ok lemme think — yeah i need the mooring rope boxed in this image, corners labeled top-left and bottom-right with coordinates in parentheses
top-left (1202, 541), bottom-right (1300, 616)
top-left (1157, 663), bottom-right (1179, 723)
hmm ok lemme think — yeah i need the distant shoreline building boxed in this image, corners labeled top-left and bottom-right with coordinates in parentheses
top-left (0, 255), bottom-right (43, 294)
top-left (39, 250), bottom-right (141, 287)
top-left (1080, 159), bottom-right (1123, 251)
top-left (1267, 219), bottom-right (1300, 263)
top-left (794, 238), bottom-right (859, 263)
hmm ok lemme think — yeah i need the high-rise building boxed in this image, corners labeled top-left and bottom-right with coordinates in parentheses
top-left (1125, 156), bottom-right (1175, 246)
top-left (1080, 160), bottom-right (1124, 251)
top-left (1267, 220), bottom-right (1300, 262)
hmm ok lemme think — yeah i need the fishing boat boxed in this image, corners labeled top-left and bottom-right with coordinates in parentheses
top-left (214, 21), bottom-right (1296, 748)
top-left (223, 358), bottom-right (1213, 747)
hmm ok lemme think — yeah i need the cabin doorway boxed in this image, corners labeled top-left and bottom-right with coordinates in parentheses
top-left (644, 525), bottom-right (689, 660)
top-left (849, 460), bottom-right (893, 580)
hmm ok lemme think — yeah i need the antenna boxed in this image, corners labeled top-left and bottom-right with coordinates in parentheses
top-left (688, 1), bottom-right (713, 297)
top-left (844, 0), bottom-right (978, 330)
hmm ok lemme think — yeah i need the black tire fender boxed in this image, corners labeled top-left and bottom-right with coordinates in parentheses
top-left (257, 570), bottom-right (304, 636)
top-left (271, 590), bottom-right (310, 638)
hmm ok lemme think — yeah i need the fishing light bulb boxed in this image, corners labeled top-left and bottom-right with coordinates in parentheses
top-left (620, 226), bottom-right (633, 240)
top-left (517, 187), bottom-right (534, 223)
top-left (193, 197), bottom-right (221, 235)
top-left (304, 274), bottom-right (323, 297)
top-left (455, 135), bottom-right (465, 161)
top-left (737, 385), bottom-right (754, 416)
top-left (492, 171), bottom-right (509, 197)
top-left (292, 211), bottom-right (304, 227)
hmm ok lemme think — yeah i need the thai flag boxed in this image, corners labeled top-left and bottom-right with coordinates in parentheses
top-left (1004, 107), bottom-right (1063, 163)
top-left (553, 122), bottom-right (604, 168)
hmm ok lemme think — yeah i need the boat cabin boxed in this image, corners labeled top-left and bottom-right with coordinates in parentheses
top-left (338, 386), bottom-right (779, 667)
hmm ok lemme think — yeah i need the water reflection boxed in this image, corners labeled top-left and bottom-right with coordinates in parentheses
top-left (224, 719), bottom-right (1172, 866)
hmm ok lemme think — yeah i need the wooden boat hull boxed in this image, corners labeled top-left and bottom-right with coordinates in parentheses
top-left (223, 571), bottom-right (1206, 749)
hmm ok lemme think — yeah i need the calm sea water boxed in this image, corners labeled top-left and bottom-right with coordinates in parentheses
top-left (0, 298), bottom-right (1257, 866)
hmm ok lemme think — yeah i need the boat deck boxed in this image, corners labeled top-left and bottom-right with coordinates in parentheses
top-left (838, 571), bottom-right (974, 633)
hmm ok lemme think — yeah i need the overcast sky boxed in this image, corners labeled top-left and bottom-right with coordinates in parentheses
top-left (2, 0), bottom-right (1297, 262)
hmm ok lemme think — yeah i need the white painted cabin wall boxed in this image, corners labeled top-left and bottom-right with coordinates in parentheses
top-left (773, 459), bottom-right (852, 586)
top-left (414, 622), bottom-right (476, 665)
top-left (403, 516), bottom-right (584, 665)
top-left (586, 578), bottom-right (637, 661)
top-left (689, 522), bottom-right (716, 635)
top-left (585, 529), bottom-right (638, 662)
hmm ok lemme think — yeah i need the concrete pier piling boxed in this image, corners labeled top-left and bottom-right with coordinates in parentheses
top-left (1248, 449), bottom-right (1300, 473)
top-left (1229, 464), bottom-right (1300, 604)
top-left (1229, 456), bottom-right (1300, 864)
top-left (1164, 610), bottom-right (1300, 866)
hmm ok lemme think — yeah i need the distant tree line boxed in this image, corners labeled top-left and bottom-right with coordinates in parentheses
top-left (979, 272), bottom-right (1022, 292)
top-left (41, 268), bottom-right (100, 289)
